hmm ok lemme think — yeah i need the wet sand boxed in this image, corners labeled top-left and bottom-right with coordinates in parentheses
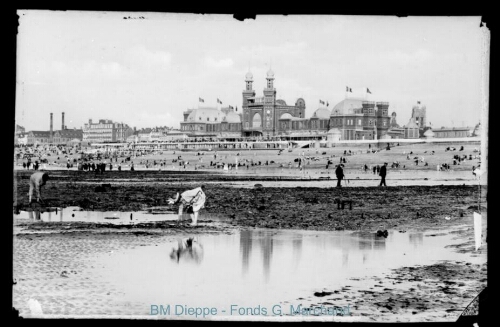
top-left (12, 169), bottom-right (488, 321)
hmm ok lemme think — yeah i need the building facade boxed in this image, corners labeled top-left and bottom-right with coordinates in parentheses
top-left (432, 127), bottom-right (470, 138)
top-left (52, 129), bottom-right (83, 144)
top-left (83, 119), bottom-right (134, 143)
top-left (180, 106), bottom-right (242, 139)
top-left (27, 131), bottom-right (51, 145)
top-left (178, 71), bottom-right (391, 141)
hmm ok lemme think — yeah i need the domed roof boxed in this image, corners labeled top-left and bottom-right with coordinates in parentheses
top-left (224, 111), bottom-right (241, 123)
top-left (187, 107), bottom-right (225, 123)
top-left (245, 71), bottom-right (253, 81)
top-left (331, 98), bottom-right (364, 116)
top-left (312, 108), bottom-right (331, 119)
top-left (295, 98), bottom-right (306, 107)
top-left (327, 128), bottom-right (342, 134)
top-left (276, 99), bottom-right (287, 105)
top-left (391, 111), bottom-right (397, 116)
top-left (423, 129), bottom-right (435, 137)
top-left (405, 118), bottom-right (419, 129)
top-left (279, 113), bottom-right (293, 120)
top-left (267, 68), bottom-right (274, 78)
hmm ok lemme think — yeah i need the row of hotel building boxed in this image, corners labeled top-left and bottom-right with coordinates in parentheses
top-left (15, 70), bottom-right (480, 146)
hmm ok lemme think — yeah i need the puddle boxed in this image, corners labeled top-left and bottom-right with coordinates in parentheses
top-left (13, 206), bottom-right (225, 224)
top-left (88, 228), bottom-right (486, 317)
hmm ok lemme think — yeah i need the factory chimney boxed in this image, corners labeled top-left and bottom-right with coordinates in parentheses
top-left (62, 112), bottom-right (65, 130)
top-left (50, 113), bottom-right (53, 141)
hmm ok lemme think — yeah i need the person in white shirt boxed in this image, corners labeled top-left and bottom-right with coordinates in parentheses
top-left (168, 185), bottom-right (206, 226)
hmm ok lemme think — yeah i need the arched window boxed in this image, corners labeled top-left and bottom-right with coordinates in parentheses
top-left (253, 113), bottom-right (262, 128)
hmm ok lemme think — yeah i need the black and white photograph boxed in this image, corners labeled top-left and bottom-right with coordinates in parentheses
top-left (12, 10), bottom-right (489, 323)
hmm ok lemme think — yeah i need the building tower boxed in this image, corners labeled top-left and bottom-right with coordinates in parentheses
top-left (263, 68), bottom-right (276, 136)
top-left (62, 112), bottom-right (65, 130)
top-left (242, 71), bottom-right (256, 131)
top-left (390, 111), bottom-right (400, 128)
top-left (376, 102), bottom-right (390, 137)
top-left (411, 102), bottom-right (426, 129)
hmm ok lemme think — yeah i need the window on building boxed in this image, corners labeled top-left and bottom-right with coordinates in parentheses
top-left (358, 119), bottom-right (361, 125)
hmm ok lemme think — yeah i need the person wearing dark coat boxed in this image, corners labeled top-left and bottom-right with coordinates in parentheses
top-left (335, 164), bottom-right (344, 188)
top-left (379, 163), bottom-right (388, 186)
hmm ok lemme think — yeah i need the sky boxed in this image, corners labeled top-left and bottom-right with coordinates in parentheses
top-left (15, 11), bottom-right (489, 132)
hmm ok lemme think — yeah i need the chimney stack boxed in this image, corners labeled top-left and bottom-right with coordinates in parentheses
top-left (50, 113), bottom-right (53, 143)
top-left (62, 112), bottom-right (65, 130)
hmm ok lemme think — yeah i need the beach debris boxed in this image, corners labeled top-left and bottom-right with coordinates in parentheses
top-left (444, 216), bottom-right (451, 220)
top-left (60, 271), bottom-right (69, 278)
top-left (314, 291), bottom-right (333, 297)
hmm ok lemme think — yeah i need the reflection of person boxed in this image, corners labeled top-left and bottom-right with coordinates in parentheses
top-left (379, 162), bottom-right (388, 187)
top-left (29, 172), bottom-right (49, 204)
top-left (169, 237), bottom-right (204, 264)
top-left (168, 185), bottom-right (206, 226)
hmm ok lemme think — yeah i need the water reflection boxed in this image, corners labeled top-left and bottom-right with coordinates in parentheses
top-left (258, 231), bottom-right (274, 282)
top-left (88, 227), bottom-right (484, 315)
top-left (409, 232), bottom-right (424, 247)
top-left (28, 210), bottom-right (40, 220)
top-left (169, 237), bottom-right (204, 264)
top-left (292, 234), bottom-right (303, 271)
top-left (240, 230), bottom-right (252, 275)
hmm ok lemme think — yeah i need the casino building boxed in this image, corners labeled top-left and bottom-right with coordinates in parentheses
top-left (179, 70), bottom-right (392, 141)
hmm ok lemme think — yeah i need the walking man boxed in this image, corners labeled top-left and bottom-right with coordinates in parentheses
top-left (379, 162), bottom-right (388, 187)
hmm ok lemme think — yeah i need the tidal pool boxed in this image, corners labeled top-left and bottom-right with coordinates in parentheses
top-left (86, 227), bottom-right (484, 318)
top-left (14, 206), bottom-right (224, 224)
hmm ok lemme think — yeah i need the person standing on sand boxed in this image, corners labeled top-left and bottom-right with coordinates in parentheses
top-left (29, 171), bottom-right (49, 204)
top-left (168, 185), bottom-right (206, 227)
top-left (379, 162), bottom-right (388, 187)
top-left (335, 164), bottom-right (344, 188)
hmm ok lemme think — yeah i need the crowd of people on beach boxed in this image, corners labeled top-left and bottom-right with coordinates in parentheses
top-left (21, 140), bottom-right (483, 229)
